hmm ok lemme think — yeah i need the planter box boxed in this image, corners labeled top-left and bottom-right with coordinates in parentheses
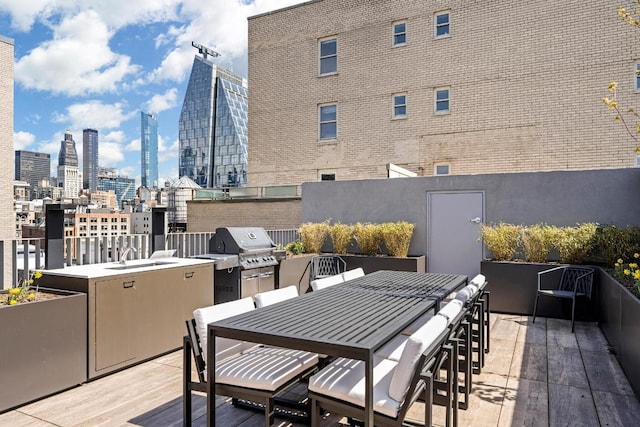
top-left (0, 288), bottom-right (87, 413)
top-left (480, 261), bottom-right (596, 320)
top-left (340, 254), bottom-right (426, 275)
top-left (597, 268), bottom-right (640, 399)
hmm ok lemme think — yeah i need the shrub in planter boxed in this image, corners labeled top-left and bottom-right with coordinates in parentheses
top-left (381, 221), bottom-right (415, 257)
top-left (554, 223), bottom-right (598, 264)
top-left (480, 223), bottom-right (522, 261)
top-left (594, 224), bottom-right (640, 265)
top-left (330, 223), bottom-right (354, 254)
top-left (354, 222), bottom-right (383, 256)
top-left (522, 223), bottom-right (559, 262)
top-left (299, 221), bottom-right (330, 253)
top-left (285, 240), bottom-right (304, 255)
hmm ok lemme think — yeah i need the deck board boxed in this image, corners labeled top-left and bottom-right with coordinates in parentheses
top-left (0, 315), bottom-right (638, 426)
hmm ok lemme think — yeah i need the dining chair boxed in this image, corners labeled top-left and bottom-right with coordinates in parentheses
top-left (310, 274), bottom-right (344, 291)
top-left (254, 285), bottom-right (299, 308)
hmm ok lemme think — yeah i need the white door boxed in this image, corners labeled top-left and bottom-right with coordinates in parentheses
top-left (427, 191), bottom-right (484, 279)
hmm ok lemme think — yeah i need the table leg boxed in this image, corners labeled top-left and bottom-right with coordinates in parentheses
top-left (207, 327), bottom-right (216, 427)
top-left (365, 351), bottom-right (374, 426)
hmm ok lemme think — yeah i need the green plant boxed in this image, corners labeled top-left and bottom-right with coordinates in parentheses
top-left (298, 221), bottom-right (330, 253)
top-left (381, 221), bottom-right (415, 257)
top-left (284, 240), bottom-right (304, 255)
top-left (354, 222), bottom-right (383, 256)
top-left (554, 223), bottom-right (598, 264)
top-left (614, 253), bottom-right (640, 294)
top-left (330, 223), bottom-right (353, 254)
top-left (480, 223), bottom-right (522, 261)
top-left (521, 224), bottom-right (559, 263)
top-left (2, 270), bottom-right (42, 306)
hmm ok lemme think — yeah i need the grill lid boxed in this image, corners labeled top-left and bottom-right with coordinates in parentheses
top-left (211, 227), bottom-right (275, 254)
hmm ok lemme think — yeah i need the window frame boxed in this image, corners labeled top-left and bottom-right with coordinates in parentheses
top-left (434, 87), bottom-right (451, 114)
top-left (319, 103), bottom-right (338, 141)
top-left (318, 37), bottom-right (338, 76)
top-left (434, 163), bottom-right (451, 175)
top-left (392, 93), bottom-right (407, 119)
top-left (434, 11), bottom-right (451, 39)
top-left (392, 20), bottom-right (407, 47)
top-left (635, 63), bottom-right (640, 92)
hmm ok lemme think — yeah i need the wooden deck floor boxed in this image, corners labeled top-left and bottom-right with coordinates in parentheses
top-left (1, 314), bottom-right (639, 426)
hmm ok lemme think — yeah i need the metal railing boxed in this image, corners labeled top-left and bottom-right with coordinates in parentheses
top-left (1, 229), bottom-right (300, 289)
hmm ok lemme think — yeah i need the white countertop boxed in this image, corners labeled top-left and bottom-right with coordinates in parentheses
top-left (41, 257), bottom-right (215, 279)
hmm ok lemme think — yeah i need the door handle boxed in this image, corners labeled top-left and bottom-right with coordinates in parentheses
top-left (469, 217), bottom-right (481, 224)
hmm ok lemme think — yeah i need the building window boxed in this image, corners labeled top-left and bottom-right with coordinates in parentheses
top-left (393, 21), bottom-right (407, 46)
top-left (636, 63), bottom-right (640, 92)
top-left (321, 173), bottom-right (336, 181)
top-left (319, 38), bottom-right (337, 75)
top-left (435, 11), bottom-right (450, 39)
top-left (435, 163), bottom-right (450, 175)
top-left (435, 87), bottom-right (450, 114)
top-left (393, 93), bottom-right (407, 118)
top-left (319, 104), bottom-right (337, 140)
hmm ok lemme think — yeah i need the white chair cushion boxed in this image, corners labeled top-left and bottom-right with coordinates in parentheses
top-left (308, 356), bottom-right (401, 418)
top-left (310, 274), bottom-right (344, 291)
top-left (216, 348), bottom-right (319, 392)
top-left (389, 315), bottom-right (448, 401)
top-left (193, 297), bottom-right (257, 362)
top-left (401, 311), bottom-right (435, 336)
top-left (376, 334), bottom-right (409, 362)
top-left (341, 268), bottom-right (365, 282)
top-left (437, 299), bottom-right (464, 324)
top-left (254, 285), bottom-right (299, 308)
top-left (470, 273), bottom-right (486, 286)
top-left (454, 284), bottom-right (478, 303)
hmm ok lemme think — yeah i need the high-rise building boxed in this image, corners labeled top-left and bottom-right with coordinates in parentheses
top-left (15, 150), bottom-right (51, 200)
top-left (179, 45), bottom-right (248, 188)
top-left (57, 128), bottom-right (80, 199)
top-left (97, 167), bottom-right (135, 209)
top-left (82, 128), bottom-right (99, 191)
top-left (141, 112), bottom-right (158, 188)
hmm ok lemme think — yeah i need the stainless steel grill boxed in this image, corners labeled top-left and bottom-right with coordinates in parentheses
top-left (195, 227), bottom-right (285, 303)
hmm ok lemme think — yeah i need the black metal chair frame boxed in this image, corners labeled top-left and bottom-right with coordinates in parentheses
top-left (309, 326), bottom-right (459, 427)
top-left (299, 255), bottom-right (347, 289)
top-left (183, 319), bottom-right (316, 427)
top-left (532, 265), bottom-right (594, 332)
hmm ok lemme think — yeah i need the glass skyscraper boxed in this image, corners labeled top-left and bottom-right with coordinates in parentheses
top-left (141, 112), bottom-right (158, 188)
top-left (179, 54), bottom-right (248, 188)
top-left (97, 168), bottom-right (136, 209)
top-left (83, 128), bottom-right (98, 191)
top-left (15, 150), bottom-right (50, 200)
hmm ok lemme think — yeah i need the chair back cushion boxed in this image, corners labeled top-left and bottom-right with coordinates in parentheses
top-left (437, 299), bottom-right (464, 324)
top-left (341, 268), bottom-right (365, 282)
top-left (193, 297), bottom-right (256, 362)
top-left (454, 284), bottom-right (479, 303)
top-left (470, 274), bottom-right (486, 288)
top-left (388, 314), bottom-right (448, 401)
top-left (254, 285), bottom-right (299, 308)
top-left (310, 274), bottom-right (344, 291)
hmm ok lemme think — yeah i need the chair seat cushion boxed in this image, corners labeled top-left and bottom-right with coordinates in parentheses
top-left (217, 347), bottom-right (319, 392)
top-left (308, 356), bottom-right (401, 418)
top-left (539, 289), bottom-right (585, 298)
top-left (376, 335), bottom-right (409, 362)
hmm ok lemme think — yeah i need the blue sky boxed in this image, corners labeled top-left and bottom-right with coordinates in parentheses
top-left (1, 0), bottom-right (304, 187)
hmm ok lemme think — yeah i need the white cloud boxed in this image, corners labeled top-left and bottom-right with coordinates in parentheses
top-left (14, 10), bottom-right (139, 96)
top-left (144, 88), bottom-right (179, 114)
top-left (14, 131), bottom-right (36, 150)
top-left (99, 141), bottom-right (125, 166)
top-left (103, 130), bottom-right (126, 143)
top-left (52, 100), bottom-right (135, 129)
top-left (126, 138), bottom-right (141, 151)
top-left (158, 136), bottom-right (178, 162)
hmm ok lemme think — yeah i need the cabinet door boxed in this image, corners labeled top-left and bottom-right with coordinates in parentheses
top-left (94, 277), bottom-right (136, 371)
top-left (182, 264), bottom-right (214, 318)
top-left (135, 269), bottom-right (183, 357)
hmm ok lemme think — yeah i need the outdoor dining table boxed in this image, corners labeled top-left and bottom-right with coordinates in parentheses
top-left (206, 270), bottom-right (468, 427)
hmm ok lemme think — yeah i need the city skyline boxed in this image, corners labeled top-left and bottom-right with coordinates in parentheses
top-left (1, 0), bottom-right (305, 187)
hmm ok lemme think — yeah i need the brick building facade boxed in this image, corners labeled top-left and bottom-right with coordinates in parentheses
top-left (247, 0), bottom-right (640, 186)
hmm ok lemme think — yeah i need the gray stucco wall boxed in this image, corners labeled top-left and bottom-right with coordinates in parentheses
top-left (301, 168), bottom-right (640, 256)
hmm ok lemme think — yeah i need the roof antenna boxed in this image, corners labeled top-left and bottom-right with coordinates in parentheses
top-left (191, 41), bottom-right (221, 60)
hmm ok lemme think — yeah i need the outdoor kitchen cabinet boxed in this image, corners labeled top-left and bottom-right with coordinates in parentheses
top-left (39, 260), bottom-right (214, 379)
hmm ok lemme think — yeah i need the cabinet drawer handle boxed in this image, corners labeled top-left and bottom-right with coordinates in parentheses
top-left (123, 281), bottom-right (135, 288)
top-left (185, 272), bottom-right (194, 279)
